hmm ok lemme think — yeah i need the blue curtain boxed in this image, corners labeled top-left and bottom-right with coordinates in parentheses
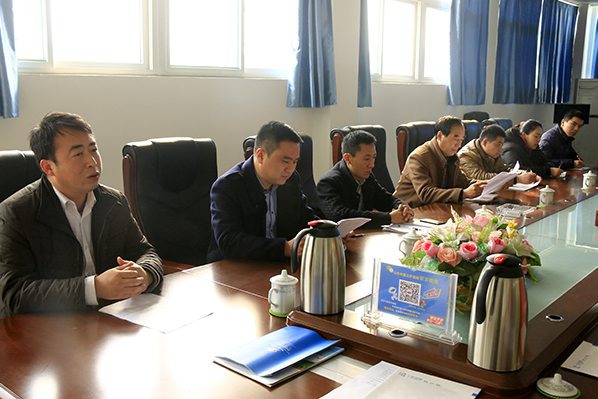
top-left (592, 20), bottom-right (598, 78)
top-left (448, 0), bottom-right (489, 105)
top-left (357, 0), bottom-right (371, 108)
top-left (287, 0), bottom-right (336, 108)
top-left (0, 0), bottom-right (18, 118)
top-left (493, 0), bottom-right (542, 104)
top-left (537, 0), bottom-right (578, 104)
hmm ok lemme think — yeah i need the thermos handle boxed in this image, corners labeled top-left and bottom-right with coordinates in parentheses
top-left (290, 227), bottom-right (312, 273)
top-left (474, 266), bottom-right (498, 325)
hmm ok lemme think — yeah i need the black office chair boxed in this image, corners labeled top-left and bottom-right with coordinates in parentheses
top-left (330, 125), bottom-right (394, 193)
top-left (395, 121), bottom-right (437, 171)
top-left (462, 120), bottom-right (482, 144)
top-left (0, 150), bottom-right (41, 203)
top-left (242, 134), bottom-right (322, 216)
top-left (483, 118), bottom-right (513, 131)
top-left (122, 137), bottom-right (217, 267)
top-left (463, 111), bottom-right (490, 123)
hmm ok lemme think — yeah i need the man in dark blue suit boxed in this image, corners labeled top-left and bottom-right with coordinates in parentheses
top-left (207, 121), bottom-right (316, 262)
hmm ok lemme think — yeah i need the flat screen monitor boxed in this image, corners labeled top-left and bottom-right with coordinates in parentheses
top-left (553, 104), bottom-right (590, 125)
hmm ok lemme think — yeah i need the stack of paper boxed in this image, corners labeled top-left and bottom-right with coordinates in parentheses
top-left (321, 361), bottom-right (480, 399)
top-left (471, 161), bottom-right (521, 202)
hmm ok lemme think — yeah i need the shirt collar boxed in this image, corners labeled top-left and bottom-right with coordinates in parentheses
top-left (52, 185), bottom-right (97, 215)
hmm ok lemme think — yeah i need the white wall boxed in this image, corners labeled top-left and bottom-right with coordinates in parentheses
top-left (0, 0), bottom-right (592, 191)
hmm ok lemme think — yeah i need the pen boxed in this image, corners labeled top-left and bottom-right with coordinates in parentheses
top-left (352, 233), bottom-right (366, 238)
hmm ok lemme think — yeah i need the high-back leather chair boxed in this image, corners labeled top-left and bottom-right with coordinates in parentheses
top-left (462, 120), bottom-right (482, 144)
top-left (0, 150), bottom-right (41, 203)
top-left (122, 138), bottom-right (217, 266)
top-left (396, 120), bottom-right (481, 171)
top-left (463, 111), bottom-right (490, 123)
top-left (483, 118), bottom-right (513, 131)
top-left (330, 125), bottom-right (394, 193)
top-left (242, 134), bottom-right (322, 216)
top-left (395, 121), bottom-right (437, 171)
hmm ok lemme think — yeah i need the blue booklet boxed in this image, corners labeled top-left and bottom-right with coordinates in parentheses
top-left (214, 326), bottom-right (343, 387)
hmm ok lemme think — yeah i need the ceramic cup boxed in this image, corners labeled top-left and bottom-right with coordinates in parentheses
top-left (539, 186), bottom-right (555, 207)
top-left (267, 269), bottom-right (298, 318)
top-left (582, 171), bottom-right (596, 190)
top-left (399, 227), bottom-right (422, 257)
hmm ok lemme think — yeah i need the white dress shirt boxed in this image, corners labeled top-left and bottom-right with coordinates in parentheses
top-left (52, 186), bottom-right (99, 305)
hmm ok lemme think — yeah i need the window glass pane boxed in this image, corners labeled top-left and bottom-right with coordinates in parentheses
top-left (169, 0), bottom-right (240, 68)
top-left (244, 0), bottom-right (297, 72)
top-left (51, 0), bottom-right (142, 64)
top-left (423, 6), bottom-right (450, 82)
top-left (382, 0), bottom-right (415, 77)
top-left (14, 0), bottom-right (45, 61)
top-left (367, 0), bottom-right (382, 75)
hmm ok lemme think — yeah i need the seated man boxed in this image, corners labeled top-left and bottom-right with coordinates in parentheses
top-left (208, 121), bottom-right (317, 262)
top-left (539, 109), bottom-right (585, 169)
top-left (393, 115), bottom-right (484, 207)
top-left (458, 124), bottom-right (537, 183)
top-left (0, 112), bottom-right (163, 318)
top-left (317, 130), bottom-right (414, 228)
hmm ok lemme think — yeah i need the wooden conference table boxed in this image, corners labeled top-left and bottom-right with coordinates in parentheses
top-left (0, 169), bottom-right (596, 399)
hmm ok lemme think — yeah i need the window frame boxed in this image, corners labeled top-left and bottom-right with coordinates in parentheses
top-left (369, 0), bottom-right (451, 84)
top-left (16, 0), bottom-right (296, 79)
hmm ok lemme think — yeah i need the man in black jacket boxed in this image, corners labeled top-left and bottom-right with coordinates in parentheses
top-left (0, 112), bottom-right (163, 318)
top-left (317, 130), bottom-right (413, 228)
top-left (539, 109), bottom-right (585, 169)
top-left (207, 121), bottom-right (316, 262)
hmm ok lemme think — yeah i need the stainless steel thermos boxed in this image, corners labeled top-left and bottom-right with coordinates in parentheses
top-left (290, 220), bottom-right (346, 315)
top-left (467, 253), bottom-right (528, 372)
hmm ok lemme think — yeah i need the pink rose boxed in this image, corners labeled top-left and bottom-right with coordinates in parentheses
top-left (422, 240), bottom-right (439, 258)
top-left (437, 245), bottom-right (462, 266)
top-left (487, 236), bottom-right (506, 254)
top-left (472, 215), bottom-right (490, 227)
top-left (412, 239), bottom-right (425, 253)
top-left (458, 241), bottom-right (478, 261)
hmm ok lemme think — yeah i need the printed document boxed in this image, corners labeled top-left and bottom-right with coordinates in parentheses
top-left (100, 293), bottom-right (212, 333)
top-left (320, 361), bottom-right (480, 399)
top-left (562, 341), bottom-right (598, 378)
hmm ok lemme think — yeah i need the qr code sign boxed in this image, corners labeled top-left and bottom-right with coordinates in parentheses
top-left (398, 279), bottom-right (421, 305)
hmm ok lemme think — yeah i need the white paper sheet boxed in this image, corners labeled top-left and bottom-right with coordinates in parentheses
top-left (311, 354), bottom-right (371, 385)
top-left (99, 293), bottom-right (212, 333)
top-left (320, 361), bottom-right (481, 399)
top-left (381, 223), bottom-right (430, 235)
top-left (338, 217), bottom-right (371, 237)
top-left (508, 179), bottom-right (540, 191)
top-left (471, 162), bottom-right (520, 202)
top-left (562, 341), bottom-right (598, 378)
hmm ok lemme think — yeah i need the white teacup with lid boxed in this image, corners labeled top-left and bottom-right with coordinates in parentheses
top-left (399, 227), bottom-right (422, 257)
top-left (267, 269), bottom-right (298, 317)
top-left (539, 186), bottom-right (555, 207)
top-left (582, 170), bottom-right (596, 190)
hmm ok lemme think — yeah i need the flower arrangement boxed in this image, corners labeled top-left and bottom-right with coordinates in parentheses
top-left (401, 208), bottom-right (541, 312)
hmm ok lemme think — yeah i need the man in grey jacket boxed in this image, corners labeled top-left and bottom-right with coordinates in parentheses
top-left (0, 112), bottom-right (163, 318)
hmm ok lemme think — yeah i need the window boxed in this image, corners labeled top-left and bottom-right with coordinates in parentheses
top-left (368, 0), bottom-right (451, 83)
top-left (581, 4), bottom-right (598, 79)
top-left (13, 0), bottom-right (298, 77)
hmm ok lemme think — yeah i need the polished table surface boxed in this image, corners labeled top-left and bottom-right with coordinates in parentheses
top-left (0, 169), bottom-right (597, 398)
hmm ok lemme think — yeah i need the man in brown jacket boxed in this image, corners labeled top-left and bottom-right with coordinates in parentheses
top-left (458, 124), bottom-right (537, 183)
top-left (393, 116), bottom-right (485, 207)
